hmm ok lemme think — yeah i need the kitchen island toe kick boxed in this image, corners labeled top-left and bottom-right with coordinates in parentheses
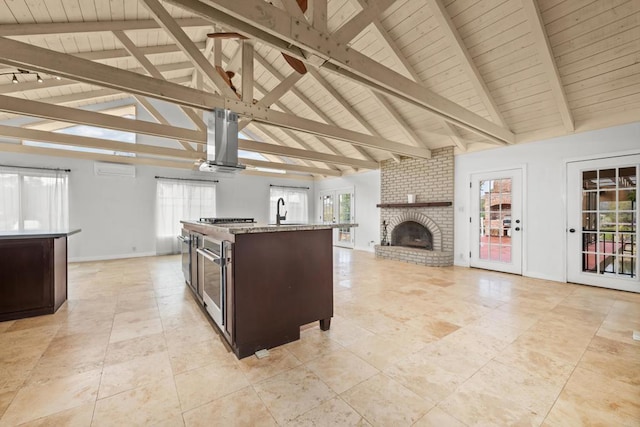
top-left (181, 221), bottom-right (356, 359)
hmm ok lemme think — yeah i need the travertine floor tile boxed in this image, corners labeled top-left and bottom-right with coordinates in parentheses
top-left (16, 402), bottom-right (94, 427)
top-left (2, 250), bottom-right (637, 426)
top-left (92, 378), bottom-right (183, 427)
top-left (237, 346), bottom-right (302, 384)
top-left (182, 386), bottom-right (277, 427)
top-left (341, 373), bottom-right (433, 426)
top-left (0, 369), bottom-right (100, 426)
top-left (98, 351), bottom-right (174, 399)
top-left (305, 348), bottom-right (379, 394)
top-left (254, 366), bottom-right (335, 425)
top-left (287, 397), bottom-right (370, 426)
top-left (413, 406), bottom-right (466, 427)
top-left (174, 361), bottom-right (249, 411)
top-left (543, 367), bottom-right (640, 426)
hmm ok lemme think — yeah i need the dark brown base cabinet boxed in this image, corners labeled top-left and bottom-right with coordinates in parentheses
top-left (0, 236), bottom-right (68, 322)
top-left (232, 229), bottom-right (333, 358)
top-left (182, 223), bottom-right (334, 359)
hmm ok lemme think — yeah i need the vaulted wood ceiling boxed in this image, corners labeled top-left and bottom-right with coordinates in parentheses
top-left (0, 0), bottom-right (638, 177)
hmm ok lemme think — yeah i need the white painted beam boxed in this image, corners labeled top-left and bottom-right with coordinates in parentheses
top-left (0, 141), bottom-right (193, 169)
top-left (0, 37), bottom-right (422, 158)
top-left (0, 124), bottom-right (199, 159)
top-left (520, 0), bottom-right (574, 132)
top-left (112, 30), bottom-right (206, 133)
top-left (0, 18), bottom-right (209, 37)
top-left (0, 94), bottom-right (205, 143)
top-left (241, 41), bottom-right (254, 103)
top-left (166, 0), bottom-right (515, 144)
top-left (239, 138), bottom-right (376, 169)
top-left (424, 0), bottom-right (509, 129)
top-left (243, 158), bottom-right (341, 176)
top-left (139, 0), bottom-right (237, 98)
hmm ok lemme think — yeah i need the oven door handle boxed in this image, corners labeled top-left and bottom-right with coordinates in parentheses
top-left (177, 236), bottom-right (190, 243)
top-left (197, 248), bottom-right (223, 265)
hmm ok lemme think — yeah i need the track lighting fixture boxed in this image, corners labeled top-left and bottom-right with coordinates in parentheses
top-left (1, 69), bottom-right (49, 84)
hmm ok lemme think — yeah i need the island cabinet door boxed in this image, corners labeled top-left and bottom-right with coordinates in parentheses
top-left (0, 238), bottom-right (53, 321)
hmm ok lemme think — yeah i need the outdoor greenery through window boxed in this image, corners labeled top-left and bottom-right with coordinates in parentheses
top-left (0, 167), bottom-right (69, 232)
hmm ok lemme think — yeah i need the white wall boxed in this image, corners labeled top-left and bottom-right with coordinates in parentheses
top-left (0, 151), bottom-right (315, 261)
top-left (314, 170), bottom-right (381, 252)
top-left (454, 122), bottom-right (640, 282)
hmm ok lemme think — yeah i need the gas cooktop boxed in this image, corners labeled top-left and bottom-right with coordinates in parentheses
top-left (199, 217), bottom-right (255, 225)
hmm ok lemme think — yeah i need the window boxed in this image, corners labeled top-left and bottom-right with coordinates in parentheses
top-left (0, 167), bottom-right (69, 231)
top-left (269, 186), bottom-right (308, 224)
top-left (155, 179), bottom-right (216, 254)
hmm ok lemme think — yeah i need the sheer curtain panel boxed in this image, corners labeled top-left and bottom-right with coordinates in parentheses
top-left (156, 179), bottom-right (216, 254)
top-left (269, 186), bottom-right (309, 224)
top-left (0, 167), bottom-right (69, 231)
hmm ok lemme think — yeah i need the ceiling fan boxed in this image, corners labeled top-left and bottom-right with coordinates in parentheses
top-left (207, 0), bottom-right (308, 96)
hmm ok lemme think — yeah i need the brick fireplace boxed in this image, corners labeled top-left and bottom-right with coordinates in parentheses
top-left (375, 147), bottom-right (454, 266)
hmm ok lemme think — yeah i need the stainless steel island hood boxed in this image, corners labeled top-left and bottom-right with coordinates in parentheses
top-left (199, 108), bottom-right (246, 174)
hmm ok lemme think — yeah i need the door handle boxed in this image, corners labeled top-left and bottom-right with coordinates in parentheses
top-left (569, 228), bottom-right (576, 233)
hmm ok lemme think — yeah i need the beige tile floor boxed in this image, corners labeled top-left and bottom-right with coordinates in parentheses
top-left (1, 248), bottom-right (639, 426)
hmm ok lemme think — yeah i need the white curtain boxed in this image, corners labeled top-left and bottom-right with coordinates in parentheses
top-left (156, 179), bottom-right (216, 255)
top-left (269, 186), bottom-right (309, 224)
top-left (0, 168), bottom-right (69, 232)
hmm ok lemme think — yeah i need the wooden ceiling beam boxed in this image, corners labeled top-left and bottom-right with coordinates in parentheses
top-left (307, 67), bottom-right (411, 160)
top-left (351, 1), bottom-right (470, 151)
top-left (0, 18), bottom-right (209, 37)
top-left (238, 138), bottom-right (376, 169)
top-left (424, 0), bottom-right (509, 130)
top-left (333, 0), bottom-right (397, 43)
top-left (520, 0), bottom-right (574, 132)
top-left (140, 0), bottom-right (237, 98)
top-left (242, 158), bottom-right (341, 177)
top-left (166, 0), bottom-right (514, 144)
top-left (112, 30), bottom-right (205, 136)
top-left (251, 53), bottom-right (377, 162)
top-left (0, 36), bottom-right (425, 158)
top-left (0, 124), bottom-right (199, 160)
top-left (0, 94), bottom-right (205, 143)
top-left (309, 0), bottom-right (328, 33)
top-left (0, 141), bottom-right (192, 169)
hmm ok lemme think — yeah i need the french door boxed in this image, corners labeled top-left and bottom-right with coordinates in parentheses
top-left (319, 188), bottom-right (355, 248)
top-left (567, 155), bottom-right (639, 292)
top-left (470, 169), bottom-right (523, 274)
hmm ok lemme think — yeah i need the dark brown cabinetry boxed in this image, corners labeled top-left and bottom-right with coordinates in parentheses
top-left (181, 223), bottom-right (334, 359)
top-left (0, 236), bottom-right (69, 322)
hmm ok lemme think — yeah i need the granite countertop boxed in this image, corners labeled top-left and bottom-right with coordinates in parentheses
top-left (181, 220), bottom-right (358, 235)
top-left (0, 229), bottom-right (82, 240)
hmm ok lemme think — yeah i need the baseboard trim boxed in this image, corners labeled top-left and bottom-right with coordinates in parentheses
top-left (69, 251), bottom-right (157, 263)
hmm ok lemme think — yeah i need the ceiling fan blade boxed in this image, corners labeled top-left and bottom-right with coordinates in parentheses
top-left (206, 32), bottom-right (248, 40)
top-left (282, 53), bottom-right (307, 75)
top-left (297, 0), bottom-right (308, 13)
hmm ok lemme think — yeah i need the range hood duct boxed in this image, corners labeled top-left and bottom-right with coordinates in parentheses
top-left (199, 108), bottom-right (246, 174)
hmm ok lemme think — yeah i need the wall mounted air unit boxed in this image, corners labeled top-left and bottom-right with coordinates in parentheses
top-left (94, 162), bottom-right (136, 178)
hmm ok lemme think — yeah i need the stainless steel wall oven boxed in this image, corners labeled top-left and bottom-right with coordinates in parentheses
top-left (197, 236), bottom-right (231, 330)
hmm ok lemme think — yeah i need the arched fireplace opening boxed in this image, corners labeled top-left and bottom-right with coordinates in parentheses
top-left (391, 221), bottom-right (433, 250)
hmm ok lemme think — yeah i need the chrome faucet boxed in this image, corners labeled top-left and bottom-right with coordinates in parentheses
top-left (276, 197), bottom-right (287, 225)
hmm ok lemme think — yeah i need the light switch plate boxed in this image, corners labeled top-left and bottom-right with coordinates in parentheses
top-left (255, 349), bottom-right (270, 359)
top-left (633, 331), bottom-right (640, 341)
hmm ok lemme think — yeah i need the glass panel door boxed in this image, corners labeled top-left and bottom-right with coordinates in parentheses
top-left (568, 156), bottom-right (638, 292)
top-left (336, 190), bottom-right (354, 248)
top-left (471, 169), bottom-right (522, 275)
top-left (318, 188), bottom-right (355, 248)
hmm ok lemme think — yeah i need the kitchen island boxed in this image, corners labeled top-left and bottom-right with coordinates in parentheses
top-left (181, 220), bottom-right (356, 358)
top-left (0, 229), bottom-right (80, 321)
